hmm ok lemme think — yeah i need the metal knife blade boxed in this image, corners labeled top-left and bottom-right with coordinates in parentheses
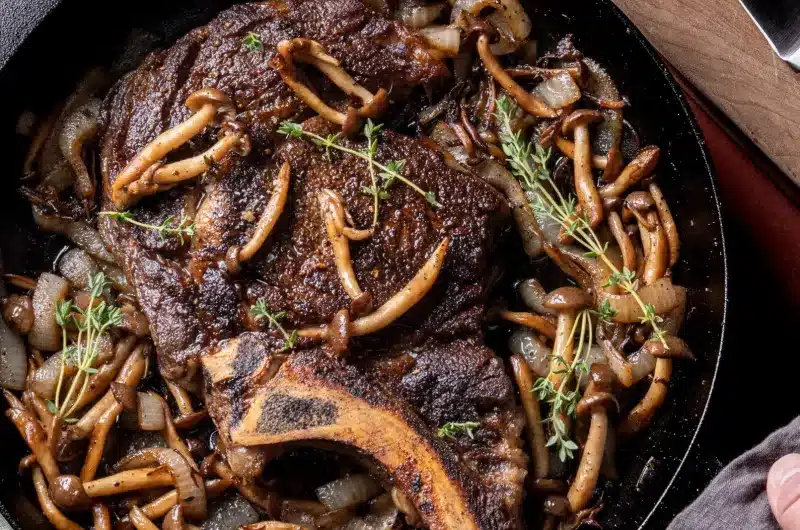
top-left (740, 0), bottom-right (800, 69)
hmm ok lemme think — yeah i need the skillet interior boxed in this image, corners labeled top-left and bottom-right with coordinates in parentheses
top-left (0, 0), bottom-right (727, 527)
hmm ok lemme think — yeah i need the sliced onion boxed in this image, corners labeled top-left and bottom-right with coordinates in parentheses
top-left (418, 26), bottom-right (461, 56)
top-left (32, 210), bottom-right (115, 264)
top-left (137, 392), bottom-right (166, 431)
top-left (496, 0), bottom-right (531, 41)
top-left (316, 474), bottom-right (381, 510)
top-left (601, 279), bottom-right (685, 324)
top-left (0, 308), bottom-right (27, 390)
top-left (117, 448), bottom-right (206, 519)
top-left (58, 249), bottom-right (99, 289)
top-left (509, 328), bottom-right (551, 378)
top-left (627, 347), bottom-right (656, 385)
top-left (518, 279), bottom-right (556, 316)
top-left (204, 493), bottom-right (259, 530)
top-left (31, 351), bottom-right (76, 399)
top-left (399, 2), bottom-right (446, 28)
top-left (363, 494), bottom-right (399, 530)
top-left (451, 0), bottom-right (499, 19)
top-left (98, 262), bottom-right (130, 293)
top-left (533, 71), bottom-right (581, 109)
top-left (29, 273), bottom-right (69, 351)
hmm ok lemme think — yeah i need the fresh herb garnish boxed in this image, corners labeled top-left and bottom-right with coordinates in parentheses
top-left (360, 119), bottom-right (388, 228)
top-left (437, 421), bottom-right (479, 440)
top-left (251, 299), bottom-right (298, 352)
top-left (278, 120), bottom-right (441, 208)
top-left (100, 211), bottom-right (195, 245)
top-left (242, 32), bottom-right (264, 52)
top-left (50, 272), bottom-right (122, 421)
top-left (495, 96), bottom-right (668, 346)
top-left (532, 309), bottom-right (593, 461)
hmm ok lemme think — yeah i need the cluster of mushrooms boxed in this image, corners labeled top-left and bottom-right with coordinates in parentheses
top-left (2, 0), bottom-right (698, 529)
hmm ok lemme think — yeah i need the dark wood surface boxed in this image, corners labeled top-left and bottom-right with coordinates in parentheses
top-left (612, 0), bottom-right (800, 187)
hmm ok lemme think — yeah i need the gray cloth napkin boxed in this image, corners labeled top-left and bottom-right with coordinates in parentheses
top-left (669, 416), bottom-right (800, 530)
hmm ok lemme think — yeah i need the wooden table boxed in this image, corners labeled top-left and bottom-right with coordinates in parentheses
top-left (612, 0), bottom-right (800, 187)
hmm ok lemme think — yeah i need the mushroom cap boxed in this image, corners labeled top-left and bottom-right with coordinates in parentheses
top-left (542, 286), bottom-right (592, 311)
top-left (561, 109), bottom-right (604, 136)
top-left (543, 495), bottom-right (570, 517)
top-left (163, 505), bottom-right (184, 530)
top-left (576, 390), bottom-right (615, 417)
top-left (624, 191), bottom-right (655, 211)
top-left (644, 335), bottom-right (695, 360)
top-left (588, 363), bottom-right (614, 392)
top-left (49, 475), bottom-right (91, 512)
top-left (185, 88), bottom-right (236, 120)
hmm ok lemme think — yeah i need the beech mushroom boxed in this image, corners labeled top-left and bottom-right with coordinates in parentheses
top-left (510, 355), bottom-right (549, 479)
top-left (234, 162), bottom-right (292, 267)
top-left (552, 136), bottom-right (609, 170)
top-left (81, 402), bottom-right (121, 482)
top-left (163, 505), bottom-right (185, 530)
top-left (92, 504), bottom-right (112, 530)
top-left (544, 287), bottom-right (591, 389)
top-left (561, 110), bottom-right (604, 227)
top-left (649, 183), bottom-right (680, 267)
top-left (58, 99), bottom-right (101, 206)
top-left (165, 380), bottom-right (194, 418)
top-left (319, 189), bottom-right (373, 300)
top-left (32, 467), bottom-right (82, 530)
top-left (140, 478), bottom-right (232, 520)
top-left (210, 458), bottom-right (278, 515)
top-left (111, 88), bottom-right (240, 208)
top-left (499, 310), bottom-right (557, 340)
top-left (643, 212), bottom-right (668, 285)
top-left (299, 237), bottom-right (449, 339)
top-left (607, 211), bottom-right (636, 273)
top-left (644, 335), bottom-right (694, 360)
top-left (152, 393), bottom-right (199, 472)
top-left (598, 146), bottom-right (660, 198)
top-left (476, 34), bottom-right (558, 118)
top-left (270, 39), bottom-right (388, 133)
top-left (567, 366), bottom-right (614, 513)
top-left (620, 358), bottom-right (672, 436)
top-left (49, 474), bottom-right (92, 512)
top-left (129, 505), bottom-right (159, 530)
top-left (4, 390), bottom-right (60, 484)
top-left (83, 467), bottom-right (174, 497)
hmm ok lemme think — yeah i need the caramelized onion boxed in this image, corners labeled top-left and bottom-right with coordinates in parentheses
top-left (533, 71), bottom-right (581, 109)
top-left (137, 392), bottom-right (166, 431)
top-left (400, 3), bottom-right (446, 28)
top-left (29, 273), bottom-right (69, 352)
top-left (316, 474), bottom-right (381, 510)
top-left (57, 249), bottom-right (99, 290)
top-left (418, 26), bottom-right (461, 56)
top-left (600, 278), bottom-right (685, 324)
top-left (509, 329), bottom-right (551, 378)
top-left (0, 297), bottom-right (28, 389)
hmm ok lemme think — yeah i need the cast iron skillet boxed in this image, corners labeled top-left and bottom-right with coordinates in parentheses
top-left (0, 0), bottom-right (727, 528)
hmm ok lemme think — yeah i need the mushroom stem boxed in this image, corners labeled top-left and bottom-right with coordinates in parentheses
top-left (476, 35), bottom-right (558, 118)
top-left (112, 88), bottom-right (238, 208)
top-left (4, 391), bottom-right (60, 484)
top-left (153, 392), bottom-right (199, 472)
top-left (71, 344), bottom-right (147, 439)
top-left (238, 162), bottom-right (292, 263)
top-left (553, 136), bottom-right (608, 170)
top-left (81, 402), bottom-right (121, 482)
top-left (620, 358), bottom-right (672, 436)
top-left (563, 111), bottom-right (604, 227)
top-left (566, 409), bottom-right (608, 512)
top-left (32, 467), bottom-right (82, 530)
top-left (547, 311), bottom-right (577, 389)
top-left (598, 146), bottom-right (660, 198)
top-left (643, 212), bottom-right (668, 286)
top-left (499, 310), bottom-right (557, 340)
top-left (271, 39), bottom-right (387, 131)
top-left (83, 467), bottom-right (174, 497)
top-left (510, 355), bottom-right (549, 479)
top-left (649, 183), bottom-right (680, 267)
top-left (319, 189), bottom-right (372, 299)
top-left (129, 505), bottom-right (159, 530)
top-left (92, 504), bottom-right (112, 530)
top-left (141, 478), bottom-right (231, 520)
top-left (607, 211), bottom-right (636, 273)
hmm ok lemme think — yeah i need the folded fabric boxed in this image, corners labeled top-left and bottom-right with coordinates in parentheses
top-left (669, 416), bottom-right (800, 529)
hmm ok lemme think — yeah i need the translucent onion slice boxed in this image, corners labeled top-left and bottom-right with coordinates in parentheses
top-left (315, 474), bottom-right (381, 511)
top-left (29, 273), bottom-right (69, 352)
top-left (418, 26), bottom-right (461, 57)
top-left (399, 3), bottom-right (446, 28)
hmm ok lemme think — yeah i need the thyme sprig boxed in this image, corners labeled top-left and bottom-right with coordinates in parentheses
top-left (361, 119), bottom-right (387, 227)
top-left (100, 211), bottom-right (195, 245)
top-left (437, 421), bottom-right (480, 440)
top-left (49, 272), bottom-right (122, 421)
top-left (251, 299), bottom-right (298, 352)
top-left (532, 309), bottom-right (593, 461)
top-left (278, 120), bottom-right (441, 208)
top-left (242, 32), bottom-right (264, 53)
top-left (495, 96), bottom-right (667, 346)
